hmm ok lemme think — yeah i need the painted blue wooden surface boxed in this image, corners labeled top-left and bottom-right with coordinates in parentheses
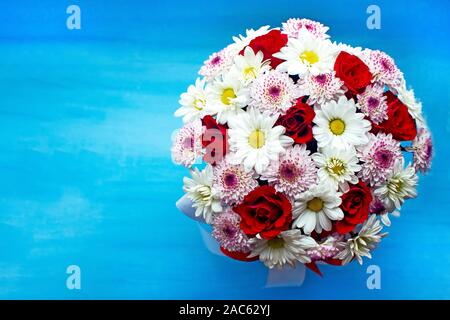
top-left (0, 0), bottom-right (449, 299)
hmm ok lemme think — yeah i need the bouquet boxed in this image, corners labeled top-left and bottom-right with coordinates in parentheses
top-left (172, 18), bottom-right (432, 274)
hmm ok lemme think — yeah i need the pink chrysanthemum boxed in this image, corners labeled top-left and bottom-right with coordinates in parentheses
top-left (249, 69), bottom-right (301, 116)
top-left (282, 18), bottom-right (330, 39)
top-left (412, 128), bottom-right (433, 174)
top-left (358, 133), bottom-right (402, 186)
top-left (307, 235), bottom-right (344, 262)
top-left (199, 47), bottom-right (233, 81)
top-left (299, 72), bottom-right (344, 106)
top-left (171, 120), bottom-right (203, 167)
top-left (212, 210), bottom-right (251, 252)
top-left (260, 144), bottom-right (317, 199)
top-left (364, 49), bottom-right (404, 88)
top-left (213, 159), bottom-right (258, 206)
top-left (357, 83), bottom-right (388, 124)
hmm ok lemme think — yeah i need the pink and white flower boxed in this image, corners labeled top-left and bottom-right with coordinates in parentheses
top-left (357, 133), bottom-right (402, 186)
top-left (212, 210), bottom-right (252, 252)
top-left (171, 120), bottom-right (203, 167)
top-left (411, 128), bottom-right (433, 174)
top-left (213, 159), bottom-right (259, 206)
top-left (249, 69), bottom-right (301, 116)
top-left (282, 18), bottom-right (330, 39)
top-left (298, 72), bottom-right (345, 106)
top-left (260, 144), bottom-right (317, 199)
top-left (357, 83), bottom-right (388, 124)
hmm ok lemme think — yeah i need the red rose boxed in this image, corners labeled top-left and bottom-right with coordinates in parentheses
top-left (371, 91), bottom-right (417, 141)
top-left (241, 30), bottom-right (288, 68)
top-left (233, 186), bottom-right (292, 239)
top-left (336, 181), bottom-right (373, 234)
top-left (201, 115), bottom-right (228, 165)
top-left (334, 51), bottom-right (372, 94)
top-left (275, 98), bottom-right (315, 144)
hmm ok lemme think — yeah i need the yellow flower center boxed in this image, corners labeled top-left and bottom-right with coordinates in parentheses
top-left (268, 237), bottom-right (285, 249)
top-left (244, 66), bottom-right (256, 78)
top-left (329, 119), bottom-right (346, 135)
top-left (248, 129), bottom-right (265, 149)
top-left (221, 88), bottom-right (236, 105)
top-left (300, 50), bottom-right (319, 64)
top-left (307, 197), bottom-right (324, 212)
top-left (193, 98), bottom-right (205, 111)
top-left (388, 178), bottom-right (403, 193)
top-left (327, 158), bottom-right (346, 176)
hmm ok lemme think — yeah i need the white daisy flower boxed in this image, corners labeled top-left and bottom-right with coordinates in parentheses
top-left (395, 82), bottom-right (425, 127)
top-left (175, 78), bottom-right (208, 123)
top-left (312, 95), bottom-right (371, 150)
top-left (273, 28), bottom-right (337, 76)
top-left (205, 70), bottom-right (250, 124)
top-left (249, 69), bottom-right (301, 116)
top-left (231, 25), bottom-right (271, 53)
top-left (248, 229), bottom-right (318, 269)
top-left (334, 42), bottom-right (364, 57)
top-left (227, 108), bottom-right (293, 174)
top-left (335, 215), bottom-right (388, 265)
top-left (232, 46), bottom-right (271, 85)
top-left (260, 144), bottom-right (317, 199)
top-left (183, 165), bottom-right (222, 223)
top-left (374, 159), bottom-right (418, 212)
top-left (312, 146), bottom-right (361, 192)
top-left (293, 184), bottom-right (344, 234)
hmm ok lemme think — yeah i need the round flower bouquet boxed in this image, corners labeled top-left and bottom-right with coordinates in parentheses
top-left (172, 18), bottom-right (432, 275)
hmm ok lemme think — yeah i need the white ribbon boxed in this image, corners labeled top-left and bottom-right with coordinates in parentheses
top-left (176, 194), bottom-right (306, 287)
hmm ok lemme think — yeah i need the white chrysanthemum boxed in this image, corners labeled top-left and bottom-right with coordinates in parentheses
top-left (298, 72), bottom-right (345, 106)
top-left (199, 47), bottom-right (234, 81)
top-left (232, 47), bottom-right (271, 84)
top-left (213, 159), bottom-right (259, 206)
top-left (395, 82), bottom-right (425, 127)
top-left (282, 18), bottom-right (330, 39)
top-left (249, 69), bottom-right (301, 116)
top-left (260, 144), bottom-right (317, 198)
top-left (374, 159), bottom-right (418, 212)
top-left (248, 229), bottom-right (318, 269)
top-left (274, 28), bottom-right (337, 76)
top-left (175, 78), bottom-right (209, 123)
top-left (227, 108), bottom-right (293, 174)
top-left (205, 70), bottom-right (250, 124)
top-left (231, 25), bottom-right (271, 53)
top-left (293, 184), bottom-right (344, 234)
top-left (312, 146), bottom-right (361, 192)
top-left (171, 120), bottom-right (203, 167)
top-left (335, 215), bottom-right (388, 265)
top-left (313, 95), bottom-right (371, 150)
top-left (183, 165), bottom-right (222, 223)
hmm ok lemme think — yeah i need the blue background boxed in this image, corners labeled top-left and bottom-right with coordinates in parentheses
top-left (0, 0), bottom-right (449, 299)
